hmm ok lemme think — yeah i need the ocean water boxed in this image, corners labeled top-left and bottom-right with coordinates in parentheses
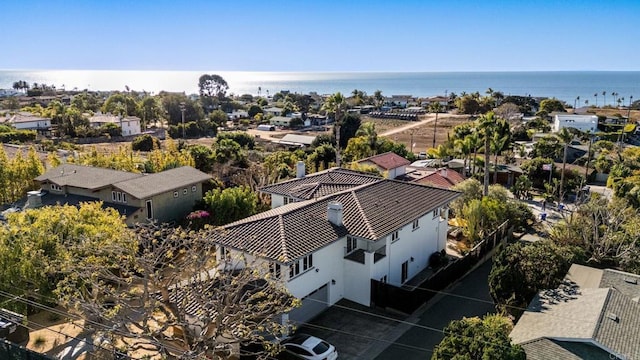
top-left (1, 70), bottom-right (639, 106)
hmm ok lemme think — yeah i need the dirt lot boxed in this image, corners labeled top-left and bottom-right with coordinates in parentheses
top-left (364, 114), bottom-right (473, 154)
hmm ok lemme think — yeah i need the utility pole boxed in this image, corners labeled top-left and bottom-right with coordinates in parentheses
top-left (179, 102), bottom-right (186, 138)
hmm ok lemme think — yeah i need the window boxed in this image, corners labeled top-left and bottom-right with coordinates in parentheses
top-left (283, 196), bottom-right (295, 205)
top-left (289, 262), bottom-right (300, 278)
top-left (145, 200), bottom-right (153, 219)
top-left (173, 191), bottom-right (179, 198)
top-left (191, 185), bottom-right (197, 193)
top-left (380, 275), bottom-right (388, 283)
top-left (391, 231), bottom-right (399, 242)
top-left (401, 261), bottom-right (409, 283)
top-left (112, 191), bottom-right (127, 203)
top-left (50, 184), bottom-right (62, 191)
top-left (270, 263), bottom-right (281, 279)
top-left (302, 254), bottom-right (313, 271)
top-left (220, 246), bottom-right (229, 259)
top-left (346, 236), bottom-right (357, 253)
top-left (412, 219), bottom-right (419, 230)
top-left (433, 208), bottom-right (440, 218)
top-left (183, 188), bottom-right (188, 195)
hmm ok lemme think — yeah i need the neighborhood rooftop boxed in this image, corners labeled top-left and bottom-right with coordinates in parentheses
top-left (356, 152), bottom-right (411, 170)
top-left (114, 166), bottom-right (212, 199)
top-left (35, 164), bottom-right (212, 199)
top-left (209, 179), bottom-right (460, 262)
top-left (511, 264), bottom-right (640, 359)
top-left (259, 167), bottom-right (381, 200)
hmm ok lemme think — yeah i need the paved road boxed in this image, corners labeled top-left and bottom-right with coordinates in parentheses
top-left (375, 260), bottom-right (495, 360)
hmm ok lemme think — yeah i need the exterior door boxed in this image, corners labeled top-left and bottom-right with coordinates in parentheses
top-left (401, 261), bottom-right (409, 283)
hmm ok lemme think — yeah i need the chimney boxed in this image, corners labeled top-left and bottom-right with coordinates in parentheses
top-left (26, 190), bottom-right (43, 208)
top-left (327, 202), bottom-right (343, 226)
top-left (296, 161), bottom-right (306, 178)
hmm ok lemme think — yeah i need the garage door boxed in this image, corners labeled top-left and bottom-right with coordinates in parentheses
top-left (288, 284), bottom-right (329, 325)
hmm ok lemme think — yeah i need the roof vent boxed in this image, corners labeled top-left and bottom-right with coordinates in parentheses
top-left (623, 277), bottom-right (638, 285)
top-left (606, 313), bottom-right (619, 322)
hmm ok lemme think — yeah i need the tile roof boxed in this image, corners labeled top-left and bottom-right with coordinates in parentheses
top-left (259, 168), bottom-right (381, 200)
top-left (409, 169), bottom-right (465, 189)
top-left (35, 164), bottom-right (143, 190)
top-left (356, 152), bottom-right (411, 170)
top-left (114, 166), bottom-right (212, 199)
top-left (209, 180), bottom-right (460, 263)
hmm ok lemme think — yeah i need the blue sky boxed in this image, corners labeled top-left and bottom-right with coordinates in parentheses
top-left (1, 0), bottom-right (639, 71)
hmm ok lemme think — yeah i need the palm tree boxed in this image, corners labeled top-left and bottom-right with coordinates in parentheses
top-left (491, 132), bottom-right (509, 184)
top-left (557, 127), bottom-right (573, 200)
top-left (356, 122), bottom-right (378, 156)
top-left (322, 92), bottom-right (347, 166)
top-left (602, 91), bottom-right (607, 107)
top-left (468, 132), bottom-right (481, 178)
top-left (594, 93), bottom-right (598, 107)
top-left (477, 111), bottom-right (498, 196)
top-left (455, 136), bottom-right (473, 177)
top-left (430, 102), bottom-right (443, 148)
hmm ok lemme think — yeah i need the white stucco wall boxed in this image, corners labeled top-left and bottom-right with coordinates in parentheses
top-left (271, 194), bottom-right (284, 208)
top-left (287, 241), bottom-right (344, 307)
top-left (553, 115), bottom-right (597, 133)
top-left (121, 119), bottom-right (141, 136)
top-left (386, 212), bottom-right (440, 286)
top-left (13, 119), bottom-right (51, 130)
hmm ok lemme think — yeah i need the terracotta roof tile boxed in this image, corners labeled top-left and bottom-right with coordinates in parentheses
top-left (357, 152), bottom-right (411, 170)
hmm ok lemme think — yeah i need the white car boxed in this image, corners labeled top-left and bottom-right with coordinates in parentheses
top-left (280, 333), bottom-right (338, 360)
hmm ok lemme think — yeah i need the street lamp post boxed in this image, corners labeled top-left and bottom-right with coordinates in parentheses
top-left (179, 102), bottom-right (186, 138)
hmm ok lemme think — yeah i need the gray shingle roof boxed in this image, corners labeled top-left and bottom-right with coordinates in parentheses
top-left (594, 290), bottom-right (640, 359)
top-left (209, 180), bottom-right (460, 262)
top-left (520, 338), bottom-right (610, 360)
top-left (35, 164), bottom-right (143, 190)
top-left (114, 166), bottom-right (211, 199)
top-left (259, 168), bottom-right (381, 200)
top-left (35, 164), bottom-right (211, 199)
top-left (512, 264), bottom-right (640, 360)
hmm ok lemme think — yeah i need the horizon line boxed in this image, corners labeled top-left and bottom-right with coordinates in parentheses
top-left (1, 68), bottom-right (639, 73)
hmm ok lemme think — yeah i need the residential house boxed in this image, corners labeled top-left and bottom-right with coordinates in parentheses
top-left (274, 134), bottom-right (317, 148)
top-left (89, 113), bottom-right (142, 136)
top-left (209, 178), bottom-right (460, 324)
top-left (32, 164), bottom-right (211, 226)
top-left (269, 116), bottom-right (295, 127)
top-left (355, 152), bottom-right (411, 179)
top-left (384, 95), bottom-right (412, 108)
top-left (260, 165), bottom-right (381, 208)
top-left (510, 264), bottom-right (640, 360)
top-left (553, 114), bottom-right (598, 133)
top-left (3, 112), bottom-right (51, 136)
top-left (399, 168), bottom-right (465, 189)
top-left (264, 107), bottom-right (284, 117)
top-left (227, 110), bottom-right (249, 120)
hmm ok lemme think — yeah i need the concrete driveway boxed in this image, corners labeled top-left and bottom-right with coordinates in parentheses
top-left (296, 299), bottom-right (405, 360)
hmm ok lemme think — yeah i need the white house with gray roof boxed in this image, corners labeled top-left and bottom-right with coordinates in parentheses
top-left (33, 164), bottom-right (211, 225)
top-left (511, 264), bottom-right (640, 360)
top-left (209, 177), bottom-right (460, 325)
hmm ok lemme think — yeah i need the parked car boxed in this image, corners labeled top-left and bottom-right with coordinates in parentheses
top-left (418, 151), bottom-right (427, 159)
top-left (280, 334), bottom-right (338, 360)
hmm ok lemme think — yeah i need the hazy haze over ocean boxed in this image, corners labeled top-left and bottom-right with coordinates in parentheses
top-left (1, 70), bottom-right (639, 106)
